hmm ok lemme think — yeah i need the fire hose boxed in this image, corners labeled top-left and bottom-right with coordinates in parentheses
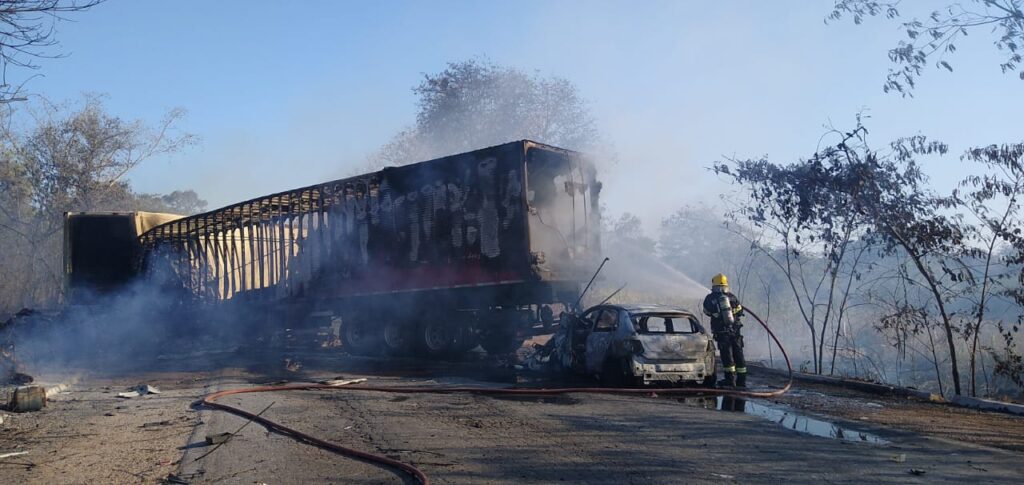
top-left (200, 308), bottom-right (790, 485)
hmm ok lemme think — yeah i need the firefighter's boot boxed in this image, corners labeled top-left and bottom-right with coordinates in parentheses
top-left (735, 371), bottom-right (747, 388)
top-left (718, 371), bottom-right (736, 387)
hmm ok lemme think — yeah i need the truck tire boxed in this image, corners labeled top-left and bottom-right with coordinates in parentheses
top-left (383, 320), bottom-right (413, 355)
top-left (421, 321), bottom-right (453, 355)
top-left (341, 321), bottom-right (376, 356)
top-left (453, 324), bottom-right (479, 352)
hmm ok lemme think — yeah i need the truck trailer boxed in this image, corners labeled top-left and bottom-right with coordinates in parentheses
top-left (136, 140), bottom-right (602, 356)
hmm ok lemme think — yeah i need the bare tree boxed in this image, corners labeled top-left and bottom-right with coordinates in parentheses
top-left (713, 128), bottom-right (873, 375)
top-left (0, 1), bottom-right (103, 103)
top-left (0, 95), bottom-right (195, 311)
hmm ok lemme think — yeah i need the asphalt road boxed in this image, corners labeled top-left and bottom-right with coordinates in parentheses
top-left (2, 351), bottom-right (1023, 484)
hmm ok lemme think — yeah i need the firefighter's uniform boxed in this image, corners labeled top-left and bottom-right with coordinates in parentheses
top-left (702, 273), bottom-right (747, 387)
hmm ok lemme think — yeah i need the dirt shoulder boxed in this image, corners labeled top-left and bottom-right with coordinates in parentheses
top-left (755, 371), bottom-right (1024, 452)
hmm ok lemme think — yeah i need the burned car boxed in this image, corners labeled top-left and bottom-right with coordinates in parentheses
top-left (539, 304), bottom-right (717, 387)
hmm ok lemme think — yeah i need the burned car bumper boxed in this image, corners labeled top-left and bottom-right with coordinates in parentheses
top-left (629, 357), bottom-right (712, 385)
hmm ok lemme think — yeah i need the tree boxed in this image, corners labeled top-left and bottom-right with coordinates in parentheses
top-left (962, 142), bottom-right (1024, 393)
top-left (0, 95), bottom-right (196, 311)
top-left (753, 123), bottom-right (967, 394)
top-left (712, 128), bottom-right (872, 375)
top-left (0, 1), bottom-right (103, 103)
top-left (133, 190), bottom-right (207, 215)
top-left (605, 212), bottom-right (655, 253)
top-left (370, 59), bottom-right (604, 167)
top-left (829, 0), bottom-right (1024, 95)
top-left (659, 204), bottom-right (758, 293)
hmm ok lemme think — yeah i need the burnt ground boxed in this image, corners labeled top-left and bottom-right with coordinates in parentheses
top-left (1, 347), bottom-right (1023, 484)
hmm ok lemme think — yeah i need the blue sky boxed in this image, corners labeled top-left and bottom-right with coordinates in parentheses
top-left (22, 0), bottom-right (1024, 231)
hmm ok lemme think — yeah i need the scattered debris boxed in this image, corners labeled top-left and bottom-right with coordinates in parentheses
top-left (117, 384), bottom-right (162, 399)
top-left (319, 378), bottom-right (367, 387)
top-left (891, 453), bottom-right (906, 463)
top-left (908, 468), bottom-right (926, 476)
top-left (45, 384), bottom-right (68, 398)
top-left (283, 358), bottom-right (302, 372)
top-left (0, 450), bottom-right (30, 460)
top-left (142, 420), bottom-right (173, 428)
top-left (8, 385), bottom-right (46, 412)
top-left (711, 473), bottom-right (735, 479)
top-left (205, 432), bottom-right (232, 445)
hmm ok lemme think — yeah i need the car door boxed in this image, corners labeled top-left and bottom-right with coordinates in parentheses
top-left (585, 307), bottom-right (620, 373)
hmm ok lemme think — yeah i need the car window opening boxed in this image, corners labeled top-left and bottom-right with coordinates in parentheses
top-left (632, 313), bottom-right (700, 334)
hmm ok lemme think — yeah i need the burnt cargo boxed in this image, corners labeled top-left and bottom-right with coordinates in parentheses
top-left (139, 140), bottom-right (601, 307)
top-left (64, 211), bottom-right (183, 304)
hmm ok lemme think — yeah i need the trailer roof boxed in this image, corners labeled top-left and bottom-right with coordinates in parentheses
top-left (139, 140), bottom-right (585, 244)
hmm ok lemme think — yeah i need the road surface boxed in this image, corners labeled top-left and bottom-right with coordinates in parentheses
top-left (2, 350), bottom-right (1023, 484)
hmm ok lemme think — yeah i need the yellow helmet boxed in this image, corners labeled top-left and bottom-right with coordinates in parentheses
top-left (712, 273), bottom-right (728, 287)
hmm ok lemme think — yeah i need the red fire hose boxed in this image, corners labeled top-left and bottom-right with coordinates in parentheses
top-left (201, 309), bottom-right (790, 485)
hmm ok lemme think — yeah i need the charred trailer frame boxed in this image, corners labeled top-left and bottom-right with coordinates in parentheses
top-left (137, 140), bottom-right (602, 355)
top-left (63, 211), bottom-right (183, 305)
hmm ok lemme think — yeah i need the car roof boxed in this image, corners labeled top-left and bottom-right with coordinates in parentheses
top-left (594, 303), bottom-right (695, 316)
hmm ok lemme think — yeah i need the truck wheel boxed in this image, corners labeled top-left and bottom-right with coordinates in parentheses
top-left (383, 321), bottom-right (412, 355)
top-left (448, 324), bottom-right (479, 356)
top-left (341, 321), bottom-right (375, 356)
top-left (422, 321), bottom-right (453, 355)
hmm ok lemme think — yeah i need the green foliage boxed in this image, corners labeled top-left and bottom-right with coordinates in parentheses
top-left (370, 59), bottom-right (604, 167)
top-left (133, 190), bottom-right (207, 216)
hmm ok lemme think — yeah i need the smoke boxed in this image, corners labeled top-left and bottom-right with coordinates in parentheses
top-left (2, 266), bottom-right (279, 382)
top-left (588, 235), bottom-right (707, 309)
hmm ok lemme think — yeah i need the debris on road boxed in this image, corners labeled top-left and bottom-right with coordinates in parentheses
top-left (44, 384), bottom-right (68, 399)
top-left (0, 450), bottom-right (30, 459)
top-left (117, 384), bottom-right (162, 398)
top-left (205, 432), bottom-right (232, 445)
top-left (283, 358), bottom-right (302, 372)
top-left (8, 385), bottom-right (46, 412)
top-left (908, 468), bottom-right (926, 476)
top-left (319, 378), bottom-right (367, 387)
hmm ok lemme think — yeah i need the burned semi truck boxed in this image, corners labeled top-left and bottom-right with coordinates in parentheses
top-left (136, 141), bottom-right (602, 356)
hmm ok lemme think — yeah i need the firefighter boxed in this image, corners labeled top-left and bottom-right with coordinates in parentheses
top-left (702, 273), bottom-right (747, 387)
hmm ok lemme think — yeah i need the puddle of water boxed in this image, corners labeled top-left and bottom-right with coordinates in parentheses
top-left (677, 396), bottom-right (889, 444)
